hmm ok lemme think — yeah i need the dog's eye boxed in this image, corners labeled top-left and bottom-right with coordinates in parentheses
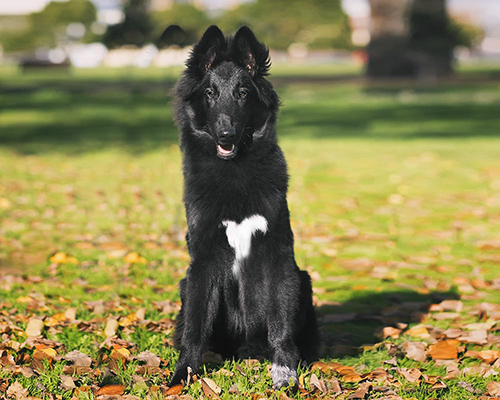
top-left (239, 89), bottom-right (248, 99)
top-left (205, 88), bottom-right (215, 99)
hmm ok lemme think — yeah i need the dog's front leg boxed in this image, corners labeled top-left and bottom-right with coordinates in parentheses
top-left (169, 273), bottom-right (219, 386)
top-left (267, 281), bottom-right (300, 390)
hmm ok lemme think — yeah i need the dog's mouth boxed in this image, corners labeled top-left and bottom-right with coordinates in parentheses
top-left (216, 144), bottom-right (237, 160)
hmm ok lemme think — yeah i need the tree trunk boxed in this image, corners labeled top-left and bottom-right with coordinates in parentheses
top-left (408, 0), bottom-right (454, 79)
top-left (367, 0), bottom-right (454, 79)
top-left (367, 0), bottom-right (413, 78)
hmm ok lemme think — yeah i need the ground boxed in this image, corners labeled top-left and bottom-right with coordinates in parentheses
top-left (0, 65), bottom-right (500, 399)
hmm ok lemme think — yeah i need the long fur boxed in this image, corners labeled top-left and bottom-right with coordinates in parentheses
top-left (170, 25), bottom-right (320, 390)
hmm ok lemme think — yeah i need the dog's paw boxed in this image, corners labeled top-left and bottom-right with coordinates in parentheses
top-left (271, 364), bottom-right (298, 390)
top-left (169, 365), bottom-right (195, 387)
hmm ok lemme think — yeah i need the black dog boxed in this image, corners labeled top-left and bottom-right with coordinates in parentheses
top-left (170, 25), bottom-right (320, 389)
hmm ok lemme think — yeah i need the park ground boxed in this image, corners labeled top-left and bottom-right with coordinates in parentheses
top-left (1, 64), bottom-right (500, 399)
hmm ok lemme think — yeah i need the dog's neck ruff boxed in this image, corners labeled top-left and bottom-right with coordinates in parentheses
top-left (222, 215), bottom-right (268, 276)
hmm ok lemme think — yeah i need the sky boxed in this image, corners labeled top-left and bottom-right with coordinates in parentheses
top-left (1, 0), bottom-right (499, 36)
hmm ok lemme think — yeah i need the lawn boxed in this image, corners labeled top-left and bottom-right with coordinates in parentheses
top-left (1, 64), bottom-right (500, 400)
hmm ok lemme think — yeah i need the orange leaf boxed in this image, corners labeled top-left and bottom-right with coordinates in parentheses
top-left (428, 340), bottom-right (459, 360)
top-left (96, 385), bottom-right (125, 396)
top-left (164, 384), bottom-right (183, 395)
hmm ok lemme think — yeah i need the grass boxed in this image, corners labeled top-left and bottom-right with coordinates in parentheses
top-left (1, 63), bottom-right (500, 399)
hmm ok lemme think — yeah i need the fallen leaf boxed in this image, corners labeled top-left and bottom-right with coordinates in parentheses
top-left (104, 318), bottom-right (119, 337)
top-left (459, 329), bottom-right (488, 345)
top-left (136, 350), bottom-right (160, 367)
top-left (60, 375), bottom-right (76, 390)
top-left (63, 350), bottom-right (92, 367)
top-left (487, 381), bottom-right (500, 397)
top-left (465, 350), bottom-right (500, 364)
top-left (228, 383), bottom-right (240, 395)
top-left (49, 252), bottom-right (78, 264)
top-left (432, 312), bottom-right (460, 320)
top-left (399, 368), bottom-right (421, 383)
top-left (26, 318), bottom-right (44, 337)
top-left (163, 384), bottom-right (183, 395)
top-left (123, 252), bottom-right (147, 264)
top-left (309, 373), bottom-right (327, 393)
top-left (405, 325), bottom-right (430, 339)
top-left (96, 385), bottom-right (125, 396)
top-left (402, 341), bottom-right (427, 363)
top-left (33, 347), bottom-right (57, 361)
top-left (439, 300), bottom-right (463, 312)
top-left (201, 377), bottom-right (221, 398)
top-left (428, 340), bottom-right (459, 360)
top-left (376, 326), bottom-right (401, 340)
top-left (6, 381), bottom-right (28, 400)
top-left (476, 240), bottom-right (500, 250)
top-left (347, 382), bottom-right (371, 399)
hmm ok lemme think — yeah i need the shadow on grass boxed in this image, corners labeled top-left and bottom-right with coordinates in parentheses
top-left (316, 289), bottom-right (459, 358)
top-left (1, 76), bottom-right (500, 155)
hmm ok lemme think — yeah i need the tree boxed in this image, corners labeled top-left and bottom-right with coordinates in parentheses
top-left (367, 0), bottom-right (477, 79)
top-left (216, 0), bottom-right (351, 51)
top-left (102, 0), bottom-right (154, 48)
top-left (0, 0), bottom-right (96, 53)
top-left (152, 3), bottom-right (209, 48)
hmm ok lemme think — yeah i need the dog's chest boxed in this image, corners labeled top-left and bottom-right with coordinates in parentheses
top-left (222, 214), bottom-right (268, 276)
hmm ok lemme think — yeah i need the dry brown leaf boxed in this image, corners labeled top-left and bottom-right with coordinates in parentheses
top-left (402, 341), bottom-right (427, 363)
top-left (459, 329), bottom-right (488, 345)
top-left (310, 361), bottom-right (343, 375)
top-left (439, 300), bottom-right (463, 312)
top-left (33, 348), bottom-right (57, 361)
top-left (347, 382), bottom-right (371, 399)
top-left (399, 368), bottom-right (421, 383)
top-left (476, 240), bottom-right (500, 250)
top-left (60, 375), bottom-right (76, 390)
top-left (432, 312), bottom-right (460, 320)
top-left (428, 340), bottom-right (459, 360)
top-left (201, 377), bottom-right (221, 398)
top-left (444, 328), bottom-right (463, 339)
top-left (6, 381), bottom-right (28, 400)
top-left (63, 350), bottom-right (92, 367)
top-left (445, 362), bottom-right (460, 379)
top-left (25, 318), bottom-right (44, 337)
top-left (309, 373), bottom-right (327, 393)
top-left (376, 326), bottom-right (401, 340)
top-left (487, 381), bottom-right (500, 397)
top-left (49, 252), bottom-right (78, 264)
top-left (135, 350), bottom-right (160, 367)
top-left (405, 325), bottom-right (430, 339)
top-left (123, 252), bottom-right (147, 264)
top-left (104, 318), bottom-right (119, 337)
top-left (163, 384), bottom-right (183, 395)
top-left (465, 350), bottom-right (500, 364)
top-left (327, 377), bottom-right (342, 394)
top-left (96, 384), bottom-right (125, 396)
top-left (228, 383), bottom-right (240, 395)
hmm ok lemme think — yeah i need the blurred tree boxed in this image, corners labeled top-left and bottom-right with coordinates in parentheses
top-left (0, 0), bottom-right (96, 53)
top-left (153, 3), bottom-right (210, 48)
top-left (367, 0), bottom-right (479, 79)
top-left (366, 0), bottom-right (412, 77)
top-left (216, 0), bottom-right (351, 51)
top-left (102, 0), bottom-right (154, 48)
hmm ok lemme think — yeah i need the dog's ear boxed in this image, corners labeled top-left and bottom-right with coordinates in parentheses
top-left (187, 25), bottom-right (225, 74)
top-left (232, 26), bottom-right (271, 77)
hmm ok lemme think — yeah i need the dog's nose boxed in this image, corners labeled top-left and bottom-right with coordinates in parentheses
top-left (218, 129), bottom-right (235, 142)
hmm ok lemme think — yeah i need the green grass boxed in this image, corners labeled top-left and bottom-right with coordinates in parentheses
top-left (1, 64), bottom-right (500, 399)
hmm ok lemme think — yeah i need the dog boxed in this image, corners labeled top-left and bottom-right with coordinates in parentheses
top-left (169, 25), bottom-right (320, 390)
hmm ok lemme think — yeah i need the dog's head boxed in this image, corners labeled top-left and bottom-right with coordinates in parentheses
top-left (176, 26), bottom-right (279, 160)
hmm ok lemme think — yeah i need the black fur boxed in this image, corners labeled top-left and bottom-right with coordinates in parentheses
top-left (170, 25), bottom-right (320, 389)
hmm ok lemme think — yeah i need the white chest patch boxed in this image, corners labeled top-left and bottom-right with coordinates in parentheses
top-left (222, 214), bottom-right (268, 276)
